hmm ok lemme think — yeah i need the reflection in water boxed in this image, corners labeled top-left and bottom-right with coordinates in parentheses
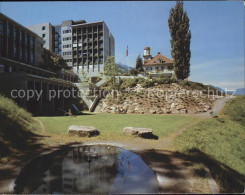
top-left (14, 145), bottom-right (158, 194)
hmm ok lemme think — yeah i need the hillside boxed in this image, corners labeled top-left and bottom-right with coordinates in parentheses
top-left (0, 95), bottom-right (42, 165)
top-left (175, 96), bottom-right (245, 192)
top-left (96, 79), bottom-right (224, 114)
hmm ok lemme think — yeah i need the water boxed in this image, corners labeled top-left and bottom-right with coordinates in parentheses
top-left (14, 145), bottom-right (158, 194)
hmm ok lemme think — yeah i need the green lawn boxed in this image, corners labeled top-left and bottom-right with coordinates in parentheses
top-left (37, 113), bottom-right (197, 140)
top-left (174, 96), bottom-right (245, 192)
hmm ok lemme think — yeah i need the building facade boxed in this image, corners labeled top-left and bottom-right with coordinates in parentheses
top-left (0, 13), bottom-right (78, 115)
top-left (27, 19), bottom-right (115, 78)
top-left (143, 46), bottom-right (175, 77)
top-left (27, 22), bottom-right (54, 52)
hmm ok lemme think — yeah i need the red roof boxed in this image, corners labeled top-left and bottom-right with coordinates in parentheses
top-left (144, 53), bottom-right (174, 65)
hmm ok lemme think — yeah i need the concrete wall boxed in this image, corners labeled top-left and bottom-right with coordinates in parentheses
top-left (27, 23), bottom-right (53, 51)
top-left (109, 32), bottom-right (115, 57)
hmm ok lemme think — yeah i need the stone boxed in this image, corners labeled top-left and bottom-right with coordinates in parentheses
top-left (68, 126), bottom-right (99, 137)
top-left (150, 110), bottom-right (156, 114)
top-left (123, 127), bottom-right (153, 137)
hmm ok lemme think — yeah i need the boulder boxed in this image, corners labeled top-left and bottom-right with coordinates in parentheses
top-left (68, 126), bottom-right (99, 137)
top-left (123, 127), bottom-right (153, 137)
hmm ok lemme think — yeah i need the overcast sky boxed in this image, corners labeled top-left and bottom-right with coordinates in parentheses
top-left (0, 1), bottom-right (244, 90)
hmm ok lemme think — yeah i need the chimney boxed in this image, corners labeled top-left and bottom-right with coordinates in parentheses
top-left (158, 52), bottom-right (161, 54)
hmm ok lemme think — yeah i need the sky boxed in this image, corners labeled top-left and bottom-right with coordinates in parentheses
top-left (0, 1), bottom-right (244, 90)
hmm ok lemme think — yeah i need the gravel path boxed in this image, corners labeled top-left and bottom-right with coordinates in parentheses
top-left (188, 96), bottom-right (231, 118)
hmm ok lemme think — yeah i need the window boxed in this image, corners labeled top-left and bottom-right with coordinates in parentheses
top-left (63, 37), bottom-right (71, 41)
top-left (42, 26), bottom-right (46, 31)
top-left (63, 44), bottom-right (71, 48)
top-left (14, 27), bottom-right (17, 58)
top-left (0, 19), bottom-right (4, 56)
top-left (63, 29), bottom-right (71, 34)
top-left (19, 30), bottom-right (24, 59)
top-left (43, 40), bottom-right (46, 44)
top-left (63, 52), bottom-right (72, 56)
top-left (42, 34), bottom-right (46, 38)
top-left (7, 23), bottom-right (12, 57)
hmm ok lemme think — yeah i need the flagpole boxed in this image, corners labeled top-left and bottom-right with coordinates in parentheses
top-left (126, 45), bottom-right (129, 75)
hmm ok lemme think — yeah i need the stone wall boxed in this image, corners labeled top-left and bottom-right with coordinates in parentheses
top-left (96, 83), bottom-right (224, 114)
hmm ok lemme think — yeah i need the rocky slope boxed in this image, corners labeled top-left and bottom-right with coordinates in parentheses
top-left (95, 83), bottom-right (224, 114)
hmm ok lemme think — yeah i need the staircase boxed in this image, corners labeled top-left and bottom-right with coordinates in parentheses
top-left (75, 79), bottom-right (105, 112)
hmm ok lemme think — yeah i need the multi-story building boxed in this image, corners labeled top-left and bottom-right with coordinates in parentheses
top-left (0, 13), bottom-right (78, 115)
top-left (27, 19), bottom-right (115, 78)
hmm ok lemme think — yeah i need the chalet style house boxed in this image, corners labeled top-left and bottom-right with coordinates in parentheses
top-left (143, 46), bottom-right (175, 77)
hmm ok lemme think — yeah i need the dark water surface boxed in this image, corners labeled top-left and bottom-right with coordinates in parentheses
top-left (14, 145), bottom-right (158, 194)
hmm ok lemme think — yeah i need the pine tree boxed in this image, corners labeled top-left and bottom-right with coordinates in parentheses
top-left (135, 55), bottom-right (144, 73)
top-left (168, 1), bottom-right (191, 79)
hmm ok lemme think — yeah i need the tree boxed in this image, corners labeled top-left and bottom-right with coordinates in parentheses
top-left (168, 1), bottom-right (191, 79)
top-left (135, 55), bottom-right (144, 73)
top-left (104, 56), bottom-right (119, 85)
top-left (42, 48), bottom-right (70, 72)
top-left (80, 69), bottom-right (90, 87)
top-left (129, 68), bottom-right (138, 76)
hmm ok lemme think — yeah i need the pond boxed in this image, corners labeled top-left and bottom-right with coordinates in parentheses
top-left (14, 145), bottom-right (158, 194)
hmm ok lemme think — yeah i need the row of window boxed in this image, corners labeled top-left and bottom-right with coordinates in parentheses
top-left (73, 26), bottom-right (103, 34)
top-left (0, 19), bottom-right (35, 64)
top-left (147, 66), bottom-right (173, 71)
top-left (63, 37), bottom-right (71, 41)
top-left (65, 59), bottom-right (72, 62)
top-left (63, 51), bottom-right (72, 56)
top-left (63, 29), bottom-right (71, 34)
top-left (63, 44), bottom-right (71, 48)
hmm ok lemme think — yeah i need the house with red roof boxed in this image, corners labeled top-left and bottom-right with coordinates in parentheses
top-left (143, 46), bottom-right (175, 78)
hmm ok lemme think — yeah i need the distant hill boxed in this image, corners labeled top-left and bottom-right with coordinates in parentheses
top-left (232, 88), bottom-right (245, 96)
top-left (116, 62), bottom-right (133, 73)
top-left (209, 85), bottom-right (245, 96)
top-left (208, 85), bottom-right (226, 93)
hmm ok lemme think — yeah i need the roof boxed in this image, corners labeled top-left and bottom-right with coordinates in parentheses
top-left (144, 46), bottom-right (150, 50)
top-left (144, 53), bottom-right (174, 66)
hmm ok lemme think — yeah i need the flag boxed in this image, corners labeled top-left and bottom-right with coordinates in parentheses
top-left (126, 45), bottom-right (128, 57)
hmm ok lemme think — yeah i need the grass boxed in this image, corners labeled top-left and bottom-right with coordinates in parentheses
top-left (0, 94), bottom-right (42, 165)
top-left (220, 96), bottom-right (245, 126)
top-left (37, 113), bottom-right (198, 141)
top-left (174, 96), bottom-right (245, 192)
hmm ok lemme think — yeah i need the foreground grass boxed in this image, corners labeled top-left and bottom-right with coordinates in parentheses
top-left (0, 95), bottom-right (42, 165)
top-left (174, 96), bottom-right (245, 192)
top-left (37, 113), bottom-right (197, 141)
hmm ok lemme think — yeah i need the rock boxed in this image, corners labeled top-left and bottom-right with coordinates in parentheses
top-left (149, 110), bottom-right (156, 114)
top-left (123, 127), bottom-right (153, 137)
top-left (68, 126), bottom-right (99, 137)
